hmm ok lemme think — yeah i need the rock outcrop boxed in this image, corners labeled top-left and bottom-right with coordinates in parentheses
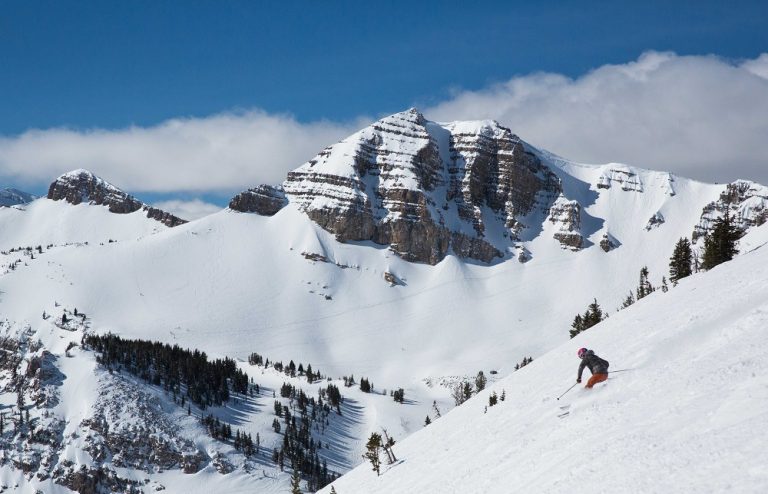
top-left (692, 180), bottom-right (768, 243)
top-left (279, 109), bottom-right (560, 264)
top-left (645, 212), bottom-right (665, 231)
top-left (599, 232), bottom-right (620, 252)
top-left (47, 169), bottom-right (187, 227)
top-left (548, 196), bottom-right (583, 250)
top-left (596, 166), bottom-right (643, 192)
top-left (229, 184), bottom-right (288, 215)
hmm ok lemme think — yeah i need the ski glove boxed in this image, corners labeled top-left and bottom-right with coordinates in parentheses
top-left (576, 379), bottom-right (581, 383)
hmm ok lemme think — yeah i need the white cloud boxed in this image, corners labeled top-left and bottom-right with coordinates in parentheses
top-left (741, 53), bottom-right (768, 80)
top-left (152, 199), bottom-right (222, 221)
top-left (2, 52), bottom-right (767, 194)
top-left (0, 111), bottom-right (363, 193)
top-left (425, 51), bottom-right (768, 184)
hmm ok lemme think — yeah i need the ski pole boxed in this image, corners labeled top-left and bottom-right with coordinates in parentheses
top-left (610, 368), bottom-right (635, 374)
top-left (556, 382), bottom-right (579, 400)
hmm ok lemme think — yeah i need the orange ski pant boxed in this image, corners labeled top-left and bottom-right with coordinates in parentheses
top-left (586, 373), bottom-right (608, 388)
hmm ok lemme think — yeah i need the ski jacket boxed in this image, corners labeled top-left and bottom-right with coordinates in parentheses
top-left (578, 350), bottom-right (609, 380)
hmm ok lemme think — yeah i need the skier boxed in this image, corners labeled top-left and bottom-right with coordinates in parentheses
top-left (576, 348), bottom-right (609, 388)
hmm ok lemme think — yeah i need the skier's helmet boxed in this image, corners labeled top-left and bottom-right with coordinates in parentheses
top-left (577, 348), bottom-right (588, 358)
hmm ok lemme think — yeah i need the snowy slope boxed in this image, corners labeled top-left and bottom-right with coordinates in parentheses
top-left (0, 198), bottom-right (167, 251)
top-left (320, 236), bottom-right (768, 493)
top-left (0, 189), bottom-right (759, 493)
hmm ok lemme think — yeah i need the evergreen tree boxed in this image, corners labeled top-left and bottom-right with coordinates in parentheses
top-left (661, 276), bottom-right (669, 293)
top-left (669, 237), bottom-right (693, 284)
top-left (475, 371), bottom-right (487, 392)
top-left (306, 363), bottom-right (314, 383)
top-left (636, 266), bottom-right (655, 300)
top-left (363, 433), bottom-right (382, 476)
top-left (702, 210), bottom-right (740, 270)
top-left (291, 464), bottom-right (303, 494)
top-left (424, 415), bottom-right (431, 426)
top-left (569, 314), bottom-right (584, 339)
top-left (462, 382), bottom-right (473, 402)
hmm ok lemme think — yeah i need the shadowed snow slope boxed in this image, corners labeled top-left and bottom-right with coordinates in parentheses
top-left (321, 242), bottom-right (768, 493)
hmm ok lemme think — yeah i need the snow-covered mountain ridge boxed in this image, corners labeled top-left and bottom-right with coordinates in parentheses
top-left (0, 188), bottom-right (36, 207)
top-left (48, 169), bottom-right (187, 227)
top-left (1, 109), bottom-right (767, 492)
top-left (232, 108), bottom-right (768, 265)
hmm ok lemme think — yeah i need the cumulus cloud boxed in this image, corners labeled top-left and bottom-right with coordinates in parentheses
top-left (2, 52), bottom-right (767, 196)
top-left (152, 199), bottom-right (222, 221)
top-left (425, 51), bottom-right (768, 184)
top-left (0, 111), bottom-right (363, 193)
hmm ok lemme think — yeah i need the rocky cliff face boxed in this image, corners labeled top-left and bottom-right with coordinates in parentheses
top-left (547, 196), bottom-right (583, 250)
top-left (229, 184), bottom-right (288, 216)
top-left (692, 180), bottom-right (768, 243)
top-left (47, 170), bottom-right (187, 227)
top-left (231, 109), bottom-right (768, 264)
top-left (278, 109), bottom-right (561, 264)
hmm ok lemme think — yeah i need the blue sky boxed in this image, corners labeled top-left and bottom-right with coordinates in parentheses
top-left (1, 1), bottom-right (767, 217)
top-left (2, 1), bottom-right (765, 132)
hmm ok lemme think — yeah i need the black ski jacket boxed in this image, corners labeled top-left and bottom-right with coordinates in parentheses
top-left (578, 350), bottom-right (609, 380)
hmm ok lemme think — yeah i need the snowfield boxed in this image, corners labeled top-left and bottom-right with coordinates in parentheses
top-left (320, 232), bottom-right (768, 493)
top-left (0, 146), bottom-right (766, 492)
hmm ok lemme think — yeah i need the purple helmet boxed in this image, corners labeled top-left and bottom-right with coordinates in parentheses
top-left (577, 348), bottom-right (588, 358)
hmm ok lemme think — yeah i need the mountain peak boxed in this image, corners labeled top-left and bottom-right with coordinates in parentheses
top-left (47, 171), bottom-right (187, 227)
top-left (378, 107), bottom-right (426, 126)
top-left (280, 110), bottom-right (560, 264)
top-left (62, 168), bottom-right (98, 178)
top-left (0, 187), bottom-right (37, 207)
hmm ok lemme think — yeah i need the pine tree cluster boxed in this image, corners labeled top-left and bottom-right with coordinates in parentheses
top-left (84, 334), bottom-right (249, 409)
top-left (451, 381), bottom-right (474, 406)
top-left (324, 384), bottom-right (342, 413)
top-left (85, 335), bottom-right (340, 490)
top-left (392, 388), bottom-right (405, 403)
top-left (271, 385), bottom-right (338, 491)
top-left (359, 377), bottom-right (373, 393)
top-left (200, 414), bottom-right (258, 456)
top-left (249, 353), bottom-right (323, 384)
top-left (702, 211), bottom-right (741, 270)
top-left (569, 299), bottom-right (605, 339)
top-left (514, 357), bottom-right (533, 371)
